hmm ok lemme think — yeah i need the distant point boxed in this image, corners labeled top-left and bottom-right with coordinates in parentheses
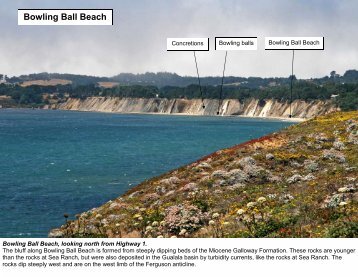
top-left (289, 114), bottom-right (292, 118)
top-left (202, 105), bottom-right (205, 109)
top-left (217, 111), bottom-right (220, 115)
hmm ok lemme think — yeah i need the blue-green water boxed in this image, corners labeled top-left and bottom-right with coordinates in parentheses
top-left (0, 109), bottom-right (293, 237)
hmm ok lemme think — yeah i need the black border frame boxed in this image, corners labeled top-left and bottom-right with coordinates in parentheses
top-left (214, 37), bottom-right (258, 50)
top-left (264, 37), bottom-right (324, 50)
top-left (18, 9), bottom-right (114, 25)
top-left (166, 38), bottom-right (209, 51)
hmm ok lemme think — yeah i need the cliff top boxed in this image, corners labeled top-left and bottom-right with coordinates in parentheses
top-left (50, 111), bottom-right (358, 238)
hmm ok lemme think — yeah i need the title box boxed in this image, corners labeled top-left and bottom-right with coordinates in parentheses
top-left (167, 38), bottom-right (209, 51)
top-left (265, 37), bottom-right (324, 50)
top-left (18, 9), bottom-right (113, 26)
top-left (215, 37), bottom-right (257, 50)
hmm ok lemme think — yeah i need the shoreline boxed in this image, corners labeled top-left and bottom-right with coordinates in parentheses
top-left (50, 108), bottom-right (306, 122)
top-left (1, 107), bottom-right (306, 122)
top-left (125, 111), bottom-right (306, 122)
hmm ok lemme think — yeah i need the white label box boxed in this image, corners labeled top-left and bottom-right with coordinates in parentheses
top-left (265, 37), bottom-right (324, 50)
top-left (215, 37), bottom-right (257, 50)
top-left (18, 9), bottom-right (113, 25)
top-left (167, 38), bottom-right (209, 51)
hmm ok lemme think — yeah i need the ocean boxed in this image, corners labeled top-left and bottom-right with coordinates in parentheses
top-left (0, 109), bottom-right (294, 237)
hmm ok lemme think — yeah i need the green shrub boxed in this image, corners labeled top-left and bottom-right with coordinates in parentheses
top-left (326, 221), bottom-right (358, 238)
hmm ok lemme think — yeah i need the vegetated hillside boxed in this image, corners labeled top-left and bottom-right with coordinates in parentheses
top-left (49, 111), bottom-right (358, 238)
top-left (6, 73), bottom-right (108, 86)
top-left (4, 69), bottom-right (358, 88)
top-left (20, 79), bottom-right (72, 87)
top-left (1, 70), bottom-right (357, 111)
top-left (97, 82), bottom-right (120, 88)
top-left (1, 80), bottom-right (357, 112)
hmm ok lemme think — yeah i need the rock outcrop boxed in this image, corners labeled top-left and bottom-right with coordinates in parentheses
top-left (52, 97), bottom-right (337, 119)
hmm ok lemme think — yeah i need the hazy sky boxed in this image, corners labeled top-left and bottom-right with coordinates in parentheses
top-left (0, 0), bottom-right (357, 78)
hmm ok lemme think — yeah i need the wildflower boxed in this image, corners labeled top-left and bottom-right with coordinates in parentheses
top-left (160, 221), bottom-right (166, 226)
top-left (170, 236), bottom-right (177, 238)
top-left (115, 223), bottom-right (120, 227)
top-left (212, 213), bottom-right (220, 219)
top-left (133, 214), bottom-right (141, 219)
top-left (222, 222), bottom-right (230, 226)
top-left (179, 229), bottom-right (187, 236)
top-left (246, 202), bottom-right (256, 208)
top-left (266, 153), bottom-right (275, 160)
top-left (139, 208), bottom-right (146, 212)
top-left (267, 194), bottom-right (277, 199)
top-left (209, 220), bottom-right (215, 225)
top-left (152, 221), bottom-right (159, 227)
top-left (236, 209), bottom-right (245, 215)
top-left (279, 194), bottom-right (294, 203)
top-left (164, 204), bottom-right (206, 233)
top-left (146, 226), bottom-right (153, 231)
top-left (257, 197), bottom-right (266, 203)
top-left (81, 212), bottom-right (89, 219)
top-left (287, 174), bottom-right (302, 184)
top-left (339, 201), bottom-right (348, 207)
top-left (243, 215), bottom-right (252, 223)
top-left (157, 235), bottom-right (164, 238)
top-left (138, 216), bottom-right (143, 221)
top-left (338, 187), bottom-right (349, 193)
top-left (95, 214), bottom-right (102, 219)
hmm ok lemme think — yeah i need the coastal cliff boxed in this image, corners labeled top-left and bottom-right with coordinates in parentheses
top-left (53, 97), bottom-right (337, 119)
top-left (49, 111), bottom-right (358, 238)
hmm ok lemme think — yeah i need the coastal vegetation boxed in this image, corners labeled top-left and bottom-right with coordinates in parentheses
top-left (4, 69), bottom-right (358, 87)
top-left (0, 70), bottom-right (357, 111)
